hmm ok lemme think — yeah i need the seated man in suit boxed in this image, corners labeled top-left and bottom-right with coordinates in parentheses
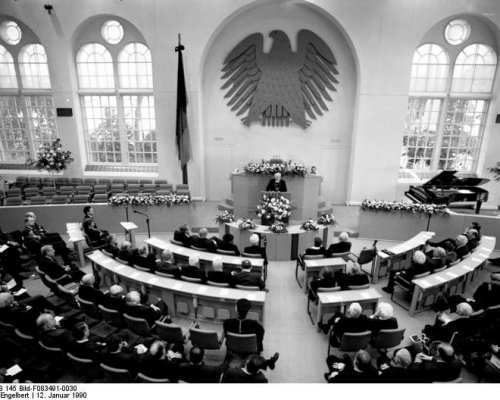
top-left (180, 254), bottom-right (207, 283)
top-left (382, 250), bottom-right (431, 294)
top-left (133, 245), bottom-right (156, 272)
top-left (178, 346), bottom-right (225, 383)
top-left (101, 284), bottom-right (127, 313)
top-left (116, 241), bottom-right (134, 264)
top-left (426, 247), bottom-right (446, 272)
top-left (368, 302), bottom-right (398, 337)
top-left (308, 266), bottom-right (336, 301)
top-left (305, 237), bottom-right (326, 256)
top-left (409, 341), bottom-right (462, 383)
top-left (154, 249), bottom-right (180, 277)
top-left (221, 355), bottom-right (269, 383)
top-left (70, 321), bottom-right (105, 361)
top-left (101, 335), bottom-right (143, 375)
top-left (265, 172), bottom-right (287, 192)
top-left (173, 224), bottom-right (192, 247)
top-left (231, 259), bottom-right (265, 290)
top-left (442, 274), bottom-right (500, 313)
top-left (319, 302), bottom-right (370, 345)
top-left (82, 206), bottom-right (109, 244)
top-left (39, 244), bottom-right (85, 285)
top-left (217, 233), bottom-right (240, 255)
top-left (326, 232), bottom-right (352, 257)
top-left (465, 228), bottom-right (479, 252)
top-left (243, 234), bottom-right (268, 265)
top-left (124, 290), bottom-right (171, 328)
top-left (325, 350), bottom-right (378, 383)
top-left (207, 257), bottom-right (232, 285)
top-left (335, 263), bottom-right (370, 290)
top-left (190, 228), bottom-right (217, 253)
top-left (137, 340), bottom-right (182, 382)
top-left (423, 302), bottom-right (474, 342)
top-left (0, 226), bottom-right (25, 292)
top-left (378, 348), bottom-right (417, 383)
top-left (454, 234), bottom-right (470, 259)
top-left (78, 273), bottom-right (104, 305)
top-left (103, 234), bottom-right (120, 257)
top-left (37, 313), bottom-right (75, 350)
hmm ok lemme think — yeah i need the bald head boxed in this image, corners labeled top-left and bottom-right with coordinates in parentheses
top-left (125, 290), bottom-right (141, 305)
top-left (199, 228), bottom-right (208, 238)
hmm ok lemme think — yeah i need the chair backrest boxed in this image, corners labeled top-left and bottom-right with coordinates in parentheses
top-left (432, 265), bottom-right (447, 273)
top-left (413, 271), bottom-right (431, 279)
top-left (98, 304), bottom-right (124, 327)
top-left (136, 372), bottom-right (171, 383)
top-left (155, 320), bottom-right (185, 343)
top-left (180, 275), bottom-right (203, 283)
top-left (127, 184), bottom-right (140, 193)
top-left (304, 254), bottom-right (325, 260)
top-left (207, 280), bottom-right (230, 288)
top-left (235, 284), bottom-right (260, 291)
top-left (30, 195), bottom-right (47, 205)
top-left (101, 249), bottom-right (115, 258)
top-left (98, 179), bottom-right (111, 187)
top-left (93, 194), bottom-right (109, 203)
top-left (317, 286), bottom-right (341, 293)
top-left (156, 190), bottom-right (171, 196)
top-left (170, 238), bottom-right (184, 246)
top-left (38, 340), bottom-right (65, 357)
top-left (100, 363), bottom-right (132, 383)
top-left (59, 186), bottom-right (74, 195)
top-left (51, 194), bottom-right (69, 204)
top-left (448, 259), bottom-right (461, 267)
top-left (14, 328), bottom-right (36, 344)
top-left (373, 328), bottom-right (405, 349)
top-left (347, 284), bottom-right (371, 290)
top-left (116, 257), bottom-right (130, 265)
top-left (70, 178), bottom-right (83, 186)
top-left (76, 295), bottom-right (101, 319)
top-left (83, 178), bottom-right (97, 187)
top-left (133, 264), bottom-right (151, 272)
top-left (67, 352), bottom-right (98, 377)
top-left (42, 187), bottom-right (57, 196)
top-left (176, 184), bottom-right (189, 191)
top-left (5, 196), bottom-right (22, 206)
top-left (190, 245), bottom-right (207, 252)
top-left (484, 303), bottom-right (500, 320)
top-left (28, 177), bottom-right (41, 186)
top-left (225, 332), bottom-right (258, 355)
top-left (329, 251), bottom-right (351, 260)
top-left (93, 184), bottom-right (109, 194)
top-left (358, 248), bottom-right (377, 265)
top-left (339, 331), bottom-right (372, 352)
top-left (216, 249), bottom-right (237, 255)
top-left (7, 188), bottom-right (22, 197)
top-left (188, 328), bottom-right (221, 350)
top-left (24, 187), bottom-right (40, 198)
top-left (432, 376), bottom-right (463, 383)
top-left (123, 313), bottom-right (151, 336)
top-left (158, 184), bottom-right (173, 192)
top-left (110, 184), bottom-right (125, 193)
top-left (73, 194), bottom-right (90, 204)
top-left (154, 179), bottom-right (168, 185)
top-left (155, 271), bottom-right (175, 278)
top-left (241, 252), bottom-right (261, 259)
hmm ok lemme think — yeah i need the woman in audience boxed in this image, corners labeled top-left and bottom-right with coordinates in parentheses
top-left (308, 266), bottom-right (336, 301)
top-left (207, 257), bottom-right (232, 285)
top-left (116, 241), bottom-right (134, 264)
top-left (368, 302), bottom-right (398, 337)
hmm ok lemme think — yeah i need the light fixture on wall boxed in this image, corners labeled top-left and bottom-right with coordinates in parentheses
top-left (44, 4), bottom-right (53, 15)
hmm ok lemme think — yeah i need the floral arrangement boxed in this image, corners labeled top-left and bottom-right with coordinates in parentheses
top-left (488, 162), bottom-right (500, 182)
top-left (238, 218), bottom-right (257, 231)
top-left (301, 218), bottom-right (320, 231)
top-left (244, 159), bottom-right (309, 176)
top-left (215, 211), bottom-right (235, 223)
top-left (318, 213), bottom-right (336, 225)
top-left (269, 221), bottom-right (288, 234)
top-left (256, 194), bottom-right (291, 222)
top-left (109, 193), bottom-right (191, 206)
top-left (361, 199), bottom-right (449, 215)
top-left (26, 139), bottom-right (73, 172)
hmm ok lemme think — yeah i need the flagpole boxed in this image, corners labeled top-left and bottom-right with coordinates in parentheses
top-left (175, 33), bottom-right (190, 185)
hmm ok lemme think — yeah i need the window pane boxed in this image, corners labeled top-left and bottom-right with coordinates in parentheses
top-left (81, 95), bottom-right (121, 163)
top-left (0, 96), bottom-right (30, 162)
top-left (18, 44), bottom-right (52, 89)
top-left (452, 44), bottom-right (497, 93)
top-left (401, 98), bottom-right (442, 170)
top-left (0, 21), bottom-right (22, 46)
top-left (118, 43), bottom-right (153, 89)
top-left (24, 95), bottom-right (58, 149)
top-left (0, 45), bottom-right (18, 89)
top-left (76, 43), bottom-right (114, 89)
top-left (123, 95), bottom-right (157, 164)
top-left (409, 44), bottom-right (449, 92)
top-left (101, 20), bottom-right (124, 45)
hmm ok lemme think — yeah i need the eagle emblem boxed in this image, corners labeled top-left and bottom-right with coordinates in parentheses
top-left (221, 29), bottom-right (339, 129)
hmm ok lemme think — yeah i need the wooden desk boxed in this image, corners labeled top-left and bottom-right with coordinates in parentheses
top-left (409, 236), bottom-right (496, 316)
top-left (121, 221), bottom-right (138, 248)
top-left (145, 237), bottom-right (265, 274)
top-left (66, 222), bottom-right (86, 268)
top-left (302, 257), bottom-right (347, 294)
top-left (316, 288), bottom-right (382, 329)
top-left (372, 231), bottom-right (435, 283)
top-left (87, 250), bottom-right (266, 324)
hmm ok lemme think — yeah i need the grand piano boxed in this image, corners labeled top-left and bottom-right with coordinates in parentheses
top-left (405, 170), bottom-right (489, 214)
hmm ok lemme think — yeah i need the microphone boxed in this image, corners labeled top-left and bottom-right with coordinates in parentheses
top-left (133, 210), bottom-right (149, 217)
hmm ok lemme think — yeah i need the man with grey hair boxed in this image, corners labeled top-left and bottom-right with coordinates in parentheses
top-left (265, 172), bottom-right (287, 192)
top-left (77, 273), bottom-right (104, 305)
top-left (39, 244), bottom-right (85, 284)
top-left (319, 302), bottom-right (369, 342)
top-left (368, 302), bottom-right (398, 337)
top-left (325, 349), bottom-right (378, 383)
top-left (37, 313), bottom-right (75, 350)
top-left (243, 233), bottom-right (268, 265)
top-left (231, 259), bottom-right (265, 290)
top-left (335, 262), bottom-right (370, 290)
top-left (190, 228), bottom-right (217, 253)
top-left (207, 256), bottom-right (232, 285)
top-left (124, 290), bottom-right (171, 327)
top-left (326, 232), bottom-right (352, 257)
top-left (180, 253), bottom-right (207, 282)
top-left (101, 284), bottom-right (126, 312)
top-left (379, 348), bottom-right (416, 383)
top-left (155, 248), bottom-right (180, 276)
top-left (382, 250), bottom-right (431, 294)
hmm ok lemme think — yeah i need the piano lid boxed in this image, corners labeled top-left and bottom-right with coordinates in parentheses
top-left (423, 170), bottom-right (489, 188)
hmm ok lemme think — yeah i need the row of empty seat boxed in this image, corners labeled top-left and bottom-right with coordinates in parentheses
top-left (10, 177), bottom-right (170, 190)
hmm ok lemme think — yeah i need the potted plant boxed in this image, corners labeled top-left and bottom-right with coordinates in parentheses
top-left (487, 162), bottom-right (500, 209)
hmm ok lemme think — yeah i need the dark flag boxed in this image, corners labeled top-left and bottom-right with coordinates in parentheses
top-left (175, 36), bottom-right (191, 184)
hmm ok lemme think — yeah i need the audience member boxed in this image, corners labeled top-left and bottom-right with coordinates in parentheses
top-left (221, 355), bottom-right (269, 383)
top-left (426, 247), bottom-right (446, 271)
top-left (318, 302), bottom-right (369, 345)
top-left (423, 302), bottom-right (474, 342)
top-left (378, 348), bottom-right (416, 383)
top-left (133, 245), bottom-right (156, 272)
top-left (207, 257), bottom-right (232, 285)
top-left (243, 234), bottom-right (268, 265)
top-left (382, 250), bottom-right (430, 294)
top-left (77, 273), bottom-right (104, 305)
top-left (454, 234), bottom-right (469, 259)
top-left (326, 232), bottom-right (351, 257)
top-left (101, 335), bottom-right (142, 375)
top-left (408, 341), bottom-right (462, 382)
top-left (39, 244), bottom-right (85, 285)
top-left (325, 350), bottom-right (378, 383)
top-left (173, 224), bottom-right (192, 247)
top-left (335, 263), bottom-right (370, 290)
top-left (231, 259), bottom-right (265, 290)
top-left (178, 347), bottom-right (225, 383)
top-left (101, 284), bottom-right (126, 313)
top-left (103, 234), bottom-right (119, 257)
top-left (155, 249), bottom-right (180, 276)
top-left (82, 206), bottom-right (109, 244)
top-left (308, 266), bottom-right (336, 301)
top-left (190, 228), bottom-right (217, 253)
top-left (70, 321), bottom-right (104, 361)
top-left (223, 299), bottom-right (266, 352)
top-left (37, 313), bottom-right (75, 350)
top-left (124, 290), bottom-right (171, 328)
top-left (305, 237), bottom-right (326, 256)
top-left (180, 254), bottom-right (207, 283)
top-left (116, 241), bottom-right (134, 264)
top-left (137, 340), bottom-right (181, 382)
top-left (368, 302), bottom-right (398, 336)
top-left (217, 233), bottom-right (240, 255)
top-left (465, 228), bottom-right (479, 252)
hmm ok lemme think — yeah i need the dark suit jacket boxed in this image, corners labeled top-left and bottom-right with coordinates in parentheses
top-left (70, 339), bottom-right (103, 362)
top-left (190, 237), bottom-right (217, 253)
top-left (133, 254), bottom-right (157, 271)
top-left (408, 359), bottom-right (462, 383)
top-left (173, 230), bottom-right (191, 247)
top-left (101, 349), bottom-right (141, 374)
top-left (218, 242), bottom-right (240, 256)
top-left (336, 273), bottom-right (370, 290)
top-left (231, 271), bottom-right (265, 290)
top-left (40, 328), bottom-right (75, 350)
top-left (39, 255), bottom-right (68, 280)
top-left (455, 245), bottom-right (469, 259)
top-left (243, 245), bottom-right (267, 264)
top-left (379, 365), bottom-right (420, 383)
top-left (116, 249), bottom-right (134, 264)
top-left (124, 303), bottom-right (161, 327)
top-left (83, 216), bottom-right (105, 242)
top-left (138, 355), bottom-right (180, 382)
top-left (326, 242), bottom-right (352, 256)
top-left (154, 261), bottom-right (180, 277)
top-left (305, 247), bottom-right (326, 256)
top-left (328, 314), bottom-right (370, 339)
top-left (223, 318), bottom-right (265, 352)
top-left (103, 244), bottom-right (119, 257)
top-left (78, 285), bottom-right (105, 305)
top-left (0, 304), bottom-right (39, 335)
top-left (180, 266), bottom-right (207, 283)
top-left (309, 277), bottom-right (336, 298)
top-left (368, 317), bottom-right (398, 336)
top-left (100, 294), bottom-right (126, 313)
top-left (207, 270), bottom-right (232, 285)
top-left (178, 362), bottom-right (223, 383)
top-left (265, 179), bottom-right (287, 192)
top-left (221, 367), bottom-right (267, 383)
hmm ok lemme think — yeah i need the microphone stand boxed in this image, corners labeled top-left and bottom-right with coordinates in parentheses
top-left (262, 235), bottom-right (268, 282)
top-left (125, 203), bottom-right (129, 222)
top-left (133, 210), bottom-right (151, 238)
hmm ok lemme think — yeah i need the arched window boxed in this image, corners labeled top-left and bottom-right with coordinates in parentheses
top-left (77, 19), bottom-right (157, 166)
top-left (0, 19), bottom-right (57, 163)
top-left (401, 18), bottom-right (497, 174)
